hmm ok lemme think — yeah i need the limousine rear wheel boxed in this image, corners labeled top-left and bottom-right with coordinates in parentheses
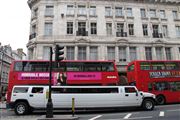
top-left (142, 99), bottom-right (154, 111)
top-left (14, 102), bottom-right (29, 115)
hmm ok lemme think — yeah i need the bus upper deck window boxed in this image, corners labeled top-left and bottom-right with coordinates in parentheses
top-left (165, 62), bottom-right (178, 70)
top-left (152, 62), bottom-right (165, 70)
top-left (140, 62), bottom-right (150, 70)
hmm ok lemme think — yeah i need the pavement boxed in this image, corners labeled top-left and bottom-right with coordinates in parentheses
top-left (0, 102), bottom-right (79, 120)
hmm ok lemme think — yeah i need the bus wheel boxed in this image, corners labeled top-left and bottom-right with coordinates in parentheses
top-left (156, 95), bottom-right (166, 105)
top-left (142, 99), bottom-right (154, 111)
top-left (14, 102), bottom-right (29, 115)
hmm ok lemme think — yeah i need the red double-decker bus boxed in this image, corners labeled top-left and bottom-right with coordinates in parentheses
top-left (7, 60), bottom-right (119, 102)
top-left (127, 60), bottom-right (180, 105)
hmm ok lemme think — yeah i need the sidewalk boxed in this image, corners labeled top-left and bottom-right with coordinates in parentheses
top-left (0, 101), bottom-right (6, 109)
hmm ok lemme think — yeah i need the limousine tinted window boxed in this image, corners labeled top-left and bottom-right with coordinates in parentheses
top-left (13, 87), bottom-right (29, 93)
top-left (32, 87), bottom-right (43, 93)
top-left (125, 87), bottom-right (137, 93)
top-left (52, 88), bottom-right (118, 94)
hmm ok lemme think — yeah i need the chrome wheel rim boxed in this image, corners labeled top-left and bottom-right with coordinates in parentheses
top-left (146, 101), bottom-right (152, 110)
top-left (17, 105), bottom-right (25, 114)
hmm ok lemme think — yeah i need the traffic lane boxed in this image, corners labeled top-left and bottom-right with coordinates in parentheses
top-left (72, 104), bottom-right (180, 120)
top-left (0, 104), bottom-right (179, 120)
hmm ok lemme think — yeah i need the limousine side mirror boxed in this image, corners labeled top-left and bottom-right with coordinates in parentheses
top-left (136, 92), bottom-right (138, 96)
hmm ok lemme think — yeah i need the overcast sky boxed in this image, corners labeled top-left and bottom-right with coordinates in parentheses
top-left (0, 0), bottom-right (30, 53)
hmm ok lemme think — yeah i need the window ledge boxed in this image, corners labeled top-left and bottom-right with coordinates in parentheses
top-left (115, 16), bottom-right (124, 18)
top-left (66, 14), bottom-right (75, 17)
top-left (174, 19), bottom-right (180, 21)
top-left (127, 16), bottom-right (134, 19)
top-left (105, 15), bottom-right (113, 18)
top-left (44, 15), bottom-right (54, 18)
top-left (150, 17), bottom-right (159, 20)
top-left (161, 18), bottom-right (167, 21)
top-left (141, 17), bottom-right (148, 20)
top-left (89, 15), bottom-right (97, 17)
top-left (77, 14), bottom-right (87, 17)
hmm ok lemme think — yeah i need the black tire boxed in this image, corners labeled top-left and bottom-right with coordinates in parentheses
top-left (14, 102), bottom-right (29, 115)
top-left (156, 95), bottom-right (166, 105)
top-left (142, 99), bottom-right (155, 111)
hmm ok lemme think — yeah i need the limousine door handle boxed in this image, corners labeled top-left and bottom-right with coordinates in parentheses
top-left (29, 94), bottom-right (33, 97)
top-left (125, 94), bottom-right (129, 97)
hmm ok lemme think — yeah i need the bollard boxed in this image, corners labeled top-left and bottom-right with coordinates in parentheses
top-left (72, 98), bottom-right (75, 117)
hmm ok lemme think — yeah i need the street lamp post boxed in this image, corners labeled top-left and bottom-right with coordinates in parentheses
top-left (46, 47), bottom-right (53, 118)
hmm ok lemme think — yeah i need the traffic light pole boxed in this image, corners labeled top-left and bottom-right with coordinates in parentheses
top-left (46, 47), bottom-right (53, 118)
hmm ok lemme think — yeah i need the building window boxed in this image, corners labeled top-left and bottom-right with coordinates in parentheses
top-left (89, 6), bottom-right (96, 16)
top-left (106, 23), bottom-right (112, 35)
top-left (152, 25), bottom-right (159, 38)
top-left (107, 47), bottom-right (115, 60)
top-left (176, 26), bottom-right (180, 37)
top-left (105, 7), bottom-right (112, 16)
top-left (165, 47), bottom-right (172, 60)
top-left (150, 9), bottom-right (156, 18)
top-left (142, 24), bottom-right (148, 36)
top-left (67, 22), bottom-right (73, 34)
top-left (172, 11), bottom-right (178, 19)
top-left (128, 24), bottom-right (134, 35)
top-left (145, 47), bottom-right (152, 60)
top-left (44, 22), bottom-right (53, 36)
top-left (160, 10), bottom-right (165, 19)
top-left (90, 23), bottom-right (97, 35)
top-left (78, 5), bottom-right (86, 15)
top-left (119, 47), bottom-right (126, 62)
top-left (67, 5), bottom-right (74, 15)
top-left (127, 8), bottom-right (133, 17)
top-left (130, 47), bottom-right (137, 61)
top-left (117, 23), bottom-right (124, 36)
top-left (66, 46), bottom-right (75, 60)
top-left (77, 22), bottom-right (86, 36)
top-left (45, 6), bottom-right (54, 16)
top-left (140, 8), bottom-right (146, 18)
top-left (162, 25), bottom-right (168, 37)
top-left (115, 7), bottom-right (123, 17)
top-left (78, 46), bottom-right (86, 60)
top-left (90, 46), bottom-right (98, 60)
top-left (43, 46), bottom-right (50, 60)
top-left (156, 47), bottom-right (163, 60)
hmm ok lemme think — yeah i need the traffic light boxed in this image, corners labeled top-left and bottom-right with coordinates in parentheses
top-left (55, 45), bottom-right (64, 61)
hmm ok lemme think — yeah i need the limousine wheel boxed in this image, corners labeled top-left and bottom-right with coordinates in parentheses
top-left (14, 102), bottom-right (29, 115)
top-left (143, 99), bottom-right (154, 111)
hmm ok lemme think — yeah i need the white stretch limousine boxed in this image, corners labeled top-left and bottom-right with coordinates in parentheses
top-left (8, 85), bottom-right (156, 115)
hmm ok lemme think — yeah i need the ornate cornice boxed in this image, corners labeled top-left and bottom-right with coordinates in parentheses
top-left (27, 0), bottom-right (40, 9)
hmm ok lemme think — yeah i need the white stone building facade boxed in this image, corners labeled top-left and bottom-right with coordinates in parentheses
top-left (27, 0), bottom-right (180, 73)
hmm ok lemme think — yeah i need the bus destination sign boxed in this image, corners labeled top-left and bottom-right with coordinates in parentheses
top-left (149, 71), bottom-right (180, 78)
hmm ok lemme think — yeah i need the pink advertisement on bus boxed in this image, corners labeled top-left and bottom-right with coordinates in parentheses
top-left (67, 72), bottom-right (102, 80)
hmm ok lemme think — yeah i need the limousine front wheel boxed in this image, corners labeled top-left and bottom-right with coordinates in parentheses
top-left (142, 99), bottom-right (154, 111)
top-left (14, 102), bottom-right (29, 115)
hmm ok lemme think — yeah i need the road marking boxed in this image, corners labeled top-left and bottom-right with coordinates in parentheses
top-left (167, 109), bottom-right (180, 112)
top-left (128, 116), bottom-right (153, 119)
top-left (159, 111), bottom-right (164, 117)
top-left (89, 115), bottom-right (102, 120)
top-left (124, 113), bottom-right (132, 119)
